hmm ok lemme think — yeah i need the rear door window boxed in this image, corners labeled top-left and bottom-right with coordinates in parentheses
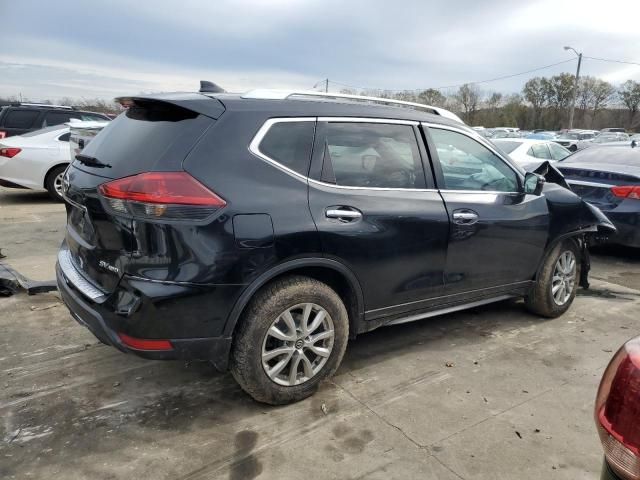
top-left (43, 111), bottom-right (74, 127)
top-left (548, 142), bottom-right (570, 160)
top-left (3, 109), bottom-right (40, 129)
top-left (529, 144), bottom-right (552, 159)
top-left (321, 122), bottom-right (426, 189)
top-left (258, 121), bottom-right (315, 176)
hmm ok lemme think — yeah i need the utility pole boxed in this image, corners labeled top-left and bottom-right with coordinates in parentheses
top-left (564, 46), bottom-right (582, 130)
top-left (325, 78), bottom-right (329, 93)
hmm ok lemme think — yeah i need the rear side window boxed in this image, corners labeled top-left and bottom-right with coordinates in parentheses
top-left (322, 122), bottom-right (425, 189)
top-left (548, 142), bottom-right (569, 160)
top-left (258, 121), bottom-right (315, 176)
top-left (77, 101), bottom-right (213, 179)
top-left (495, 141), bottom-right (521, 154)
top-left (3, 110), bottom-right (39, 129)
top-left (529, 144), bottom-right (552, 159)
top-left (44, 111), bottom-right (74, 127)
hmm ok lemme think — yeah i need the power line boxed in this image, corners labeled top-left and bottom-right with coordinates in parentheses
top-left (316, 58), bottom-right (577, 93)
top-left (583, 56), bottom-right (640, 67)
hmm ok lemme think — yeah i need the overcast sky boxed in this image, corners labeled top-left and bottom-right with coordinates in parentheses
top-left (1, 0), bottom-right (639, 102)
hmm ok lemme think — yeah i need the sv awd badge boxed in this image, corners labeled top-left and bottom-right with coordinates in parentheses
top-left (98, 260), bottom-right (119, 274)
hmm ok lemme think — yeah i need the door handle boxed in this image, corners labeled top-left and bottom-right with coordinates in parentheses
top-left (326, 207), bottom-right (362, 222)
top-left (452, 210), bottom-right (479, 225)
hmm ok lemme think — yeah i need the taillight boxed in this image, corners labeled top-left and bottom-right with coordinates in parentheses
top-left (595, 336), bottom-right (640, 479)
top-left (612, 186), bottom-right (640, 200)
top-left (0, 147), bottom-right (21, 158)
top-left (0, 131), bottom-right (6, 139)
top-left (99, 172), bottom-right (226, 221)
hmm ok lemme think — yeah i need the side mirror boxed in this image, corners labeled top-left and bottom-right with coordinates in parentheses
top-left (524, 172), bottom-right (545, 196)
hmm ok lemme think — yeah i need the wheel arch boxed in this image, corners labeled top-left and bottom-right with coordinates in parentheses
top-left (224, 258), bottom-right (365, 339)
top-left (43, 162), bottom-right (69, 189)
top-left (533, 231), bottom-right (586, 284)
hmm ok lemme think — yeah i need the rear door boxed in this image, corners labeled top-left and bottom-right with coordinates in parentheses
top-left (308, 119), bottom-right (450, 321)
top-left (424, 124), bottom-right (549, 294)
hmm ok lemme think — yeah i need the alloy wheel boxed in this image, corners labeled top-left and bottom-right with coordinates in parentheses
top-left (551, 250), bottom-right (576, 306)
top-left (261, 303), bottom-right (335, 386)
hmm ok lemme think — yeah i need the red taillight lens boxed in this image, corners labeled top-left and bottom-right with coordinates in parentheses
top-left (118, 333), bottom-right (173, 351)
top-left (595, 336), bottom-right (640, 479)
top-left (612, 186), bottom-right (640, 200)
top-left (0, 131), bottom-right (6, 139)
top-left (0, 147), bottom-right (21, 158)
top-left (99, 172), bottom-right (226, 220)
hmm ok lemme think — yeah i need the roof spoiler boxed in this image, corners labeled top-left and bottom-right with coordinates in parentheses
top-left (199, 80), bottom-right (225, 93)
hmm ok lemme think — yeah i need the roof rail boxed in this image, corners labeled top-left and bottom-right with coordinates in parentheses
top-left (12, 102), bottom-right (74, 110)
top-left (241, 89), bottom-right (464, 123)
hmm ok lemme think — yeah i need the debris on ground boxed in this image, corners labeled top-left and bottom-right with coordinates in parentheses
top-left (0, 262), bottom-right (57, 296)
top-left (515, 431), bottom-right (522, 439)
top-left (321, 403), bottom-right (328, 415)
top-left (445, 362), bottom-right (454, 367)
top-left (30, 303), bottom-right (61, 311)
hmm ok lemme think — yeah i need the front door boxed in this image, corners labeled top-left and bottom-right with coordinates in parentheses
top-left (308, 119), bottom-right (450, 321)
top-left (424, 124), bottom-right (549, 294)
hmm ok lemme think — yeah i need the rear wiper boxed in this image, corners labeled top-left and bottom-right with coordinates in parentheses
top-left (75, 154), bottom-right (111, 168)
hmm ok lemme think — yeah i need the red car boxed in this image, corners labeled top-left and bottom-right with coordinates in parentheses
top-left (595, 336), bottom-right (640, 479)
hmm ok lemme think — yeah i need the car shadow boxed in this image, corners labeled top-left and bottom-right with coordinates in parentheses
top-left (0, 188), bottom-right (57, 205)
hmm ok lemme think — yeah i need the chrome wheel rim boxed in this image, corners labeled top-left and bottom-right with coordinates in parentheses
top-left (551, 251), bottom-right (576, 305)
top-left (261, 303), bottom-right (335, 387)
top-left (54, 172), bottom-right (64, 195)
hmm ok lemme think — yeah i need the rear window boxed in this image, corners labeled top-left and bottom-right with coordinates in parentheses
top-left (3, 109), bottom-right (39, 128)
top-left (258, 121), bottom-right (315, 176)
top-left (76, 101), bottom-right (214, 179)
top-left (494, 141), bottom-right (521, 154)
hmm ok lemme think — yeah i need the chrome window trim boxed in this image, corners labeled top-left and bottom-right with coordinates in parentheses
top-left (58, 248), bottom-right (106, 301)
top-left (248, 117), bottom-right (316, 183)
top-left (249, 116), bottom-right (432, 192)
top-left (318, 117), bottom-right (418, 126)
top-left (422, 122), bottom-right (525, 194)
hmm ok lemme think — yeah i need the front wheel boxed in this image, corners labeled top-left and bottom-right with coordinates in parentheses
top-left (525, 240), bottom-right (580, 318)
top-left (230, 276), bottom-right (349, 405)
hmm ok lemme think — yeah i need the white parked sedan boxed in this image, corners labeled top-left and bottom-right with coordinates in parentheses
top-left (0, 121), bottom-right (107, 201)
top-left (492, 138), bottom-right (571, 165)
top-left (0, 125), bottom-right (74, 200)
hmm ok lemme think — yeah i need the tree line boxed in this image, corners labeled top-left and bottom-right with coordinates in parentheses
top-left (340, 75), bottom-right (640, 131)
top-left (2, 74), bottom-right (640, 131)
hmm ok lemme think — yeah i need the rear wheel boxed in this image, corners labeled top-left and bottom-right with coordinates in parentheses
top-left (230, 276), bottom-right (349, 405)
top-left (525, 240), bottom-right (580, 318)
top-left (45, 165), bottom-right (67, 202)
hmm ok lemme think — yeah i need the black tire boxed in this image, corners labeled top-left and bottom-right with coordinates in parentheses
top-left (230, 275), bottom-right (349, 405)
top-left (525, 240), bottom-right (580, 318)
top-left (45, 165), bottom-right (67, 202)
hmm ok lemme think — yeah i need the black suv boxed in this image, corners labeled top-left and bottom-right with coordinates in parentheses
top-left (56, 89), bottom-right (614, 404)
top-left (0, 103), bottom-right (110, 138)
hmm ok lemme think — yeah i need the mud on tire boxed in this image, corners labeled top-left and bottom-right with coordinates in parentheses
top-left (230, 275), bottom-right (349, 405)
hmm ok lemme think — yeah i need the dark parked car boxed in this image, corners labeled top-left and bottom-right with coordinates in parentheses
top-left (556, 146), bottom-right (640, 247)
top-left (595, 335), bottom-right (640, 480)
top-left (56, 88), bottom-right (614, 404)
top-left (0, 103), bottom-right (110, 138)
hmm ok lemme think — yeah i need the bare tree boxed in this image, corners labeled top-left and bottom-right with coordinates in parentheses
top-left (618, 80), bottom-right (640, 128)
top-left (454, 84), bottom-right (481, 124)
top-left (590, 79), bottom-right (615, 126)
top-left (522, 77), bottom-right (547, 128)
top-left (416, 88), bottom-right (446, 107)
top-left (542, 73), bottom-right (575, 129)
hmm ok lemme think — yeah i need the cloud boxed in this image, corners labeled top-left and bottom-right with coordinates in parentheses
top-left (0, 0), bottom-right (639, 101)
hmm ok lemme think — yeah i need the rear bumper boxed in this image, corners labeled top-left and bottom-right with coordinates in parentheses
top-left (56, 260), bottom-right (236, 371)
